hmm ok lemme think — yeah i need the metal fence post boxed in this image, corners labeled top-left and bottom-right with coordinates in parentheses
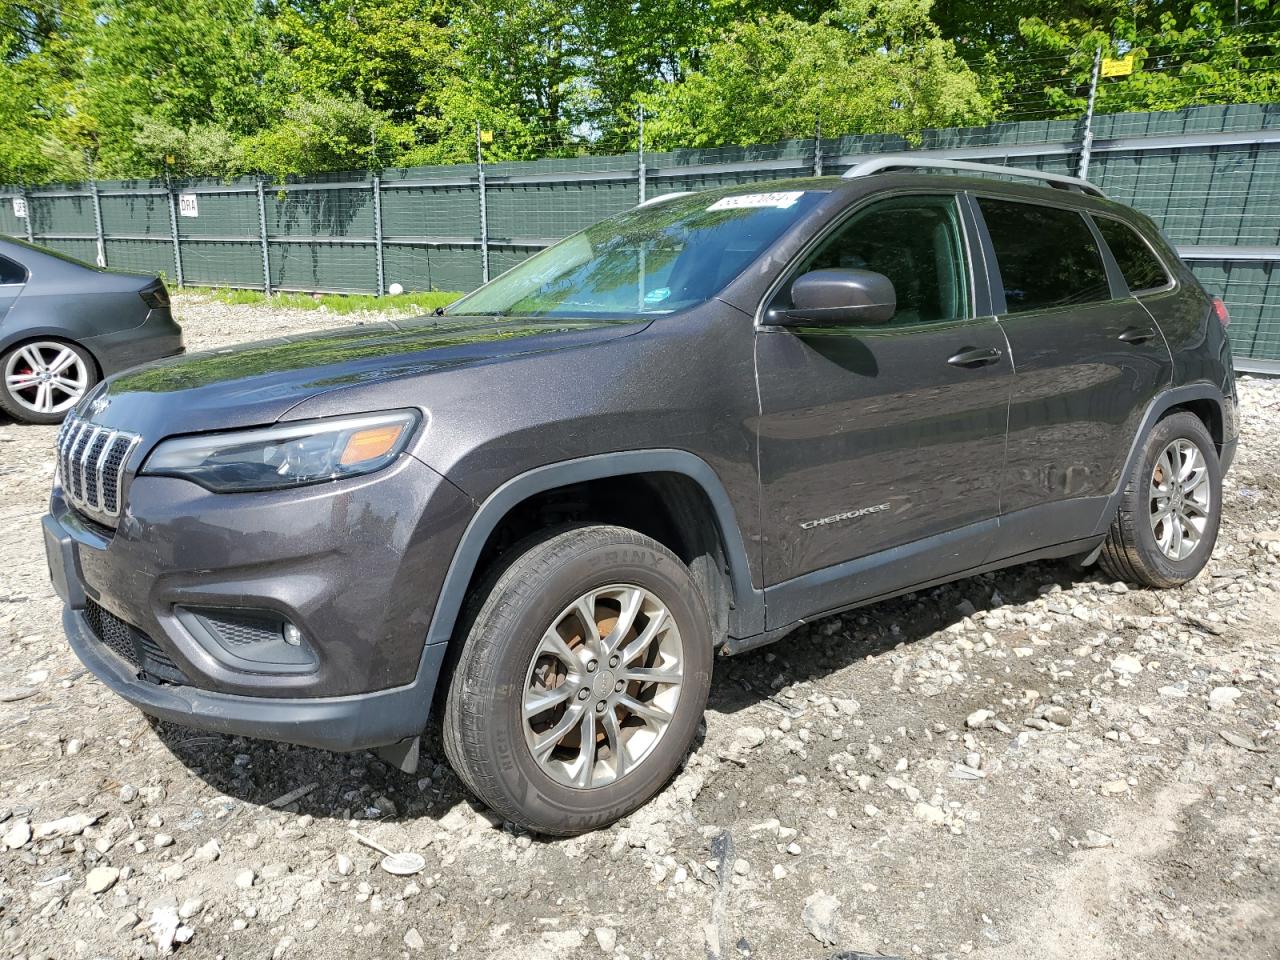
top-left (813, 116), bottom-right (823, 177)
top-left (256, 179), bottom-right (272, 296)
top-left (372, 175), bottom-right (385, 295)
top-left (1079, 47), bottom-right (1102, 180)
top-left (21, 187), bottom-right (33, 243)
top-left (476, 122), bottom-right (490, 284)
top-left (89, 179), bottom-right (107, 268)
top-left (166, 186), bottom-right (184, 287)
top-left (637, 107), bottom-right (647, 204)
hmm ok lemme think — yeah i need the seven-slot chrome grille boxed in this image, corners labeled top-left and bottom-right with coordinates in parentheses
top-left (55, 414), bottom-right (141, 523)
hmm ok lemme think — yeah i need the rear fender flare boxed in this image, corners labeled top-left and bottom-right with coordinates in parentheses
top-left (1092, 382), bottom-right (1228, 536)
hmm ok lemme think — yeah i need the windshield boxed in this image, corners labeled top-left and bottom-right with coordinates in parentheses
top-left (450, 189), bottom-right (826, 318)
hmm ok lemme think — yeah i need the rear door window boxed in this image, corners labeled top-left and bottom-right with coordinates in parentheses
top-left (1093, 216), bottom-right (1171, 293)
top-left (977, 198), bottom-right (1112, 314)
top-left (0, 255), bottom-right (26, 285)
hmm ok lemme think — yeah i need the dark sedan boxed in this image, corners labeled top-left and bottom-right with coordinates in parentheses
top-left (0, 237), bottom-right (184, 423)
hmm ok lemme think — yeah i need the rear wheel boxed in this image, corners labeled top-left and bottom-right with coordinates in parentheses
top-left (0, 340), bottom-right (97, 424)
top-left (442, 524), bottom-right (712, 836)
top-left (1099, 411), bottom-right (1221, 588)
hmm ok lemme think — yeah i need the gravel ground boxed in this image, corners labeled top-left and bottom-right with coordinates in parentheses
top-left (1, 292), bottom-right (1278, 960)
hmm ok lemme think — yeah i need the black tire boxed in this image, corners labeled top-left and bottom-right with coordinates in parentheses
top-left (0, 339), bottom-right (98, 425)
top-left (1099, 411), bottom-right (1222, 588)
top-left (442, 524), bottom-right (713, 836)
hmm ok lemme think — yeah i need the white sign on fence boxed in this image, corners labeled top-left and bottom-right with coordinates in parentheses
top-left (12, 197), bottom-right (26, 219)
top-left (178, 193), bottom-right (199, 217)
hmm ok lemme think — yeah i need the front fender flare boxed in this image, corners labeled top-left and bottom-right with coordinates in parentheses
top-left (422, 449), bottom-right (764, 651)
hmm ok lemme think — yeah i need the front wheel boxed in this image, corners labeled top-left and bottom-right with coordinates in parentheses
top-left (1099, 411), bottom-right (1222, 588)
top-left (442, 524), bottom-right (713, 836)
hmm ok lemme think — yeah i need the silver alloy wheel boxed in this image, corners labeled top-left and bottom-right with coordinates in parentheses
top-left (3, 342), bottom-right (90, 415)
top-left (522, 584), bottom-right (684, 789)
top-left (1149, 438), bottom-right (1211, 561)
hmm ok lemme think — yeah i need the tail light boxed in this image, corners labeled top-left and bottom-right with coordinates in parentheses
top-left (1211, 297), bottom-right (1229, 329)
top-left (140, 282), bottom-right (170, 309)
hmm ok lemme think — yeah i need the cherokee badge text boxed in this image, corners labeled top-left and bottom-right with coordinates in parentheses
top-left (799, 502), bottom-right (891, 530)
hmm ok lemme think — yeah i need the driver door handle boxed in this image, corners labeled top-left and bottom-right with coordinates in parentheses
top-left (1117, 325), bottom-right (1157, 344)
top-left (947, 346), bottom-right (1002, 368)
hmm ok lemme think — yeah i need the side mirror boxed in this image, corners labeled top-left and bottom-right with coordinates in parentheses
top-left (779, 268), bottom-right (896, 326)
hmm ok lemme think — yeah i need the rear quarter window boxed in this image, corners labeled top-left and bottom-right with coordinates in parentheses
top-left (1094, 216), bottom-right (1171, 292)
top-left (978, 198), bottom-right (1112, 314)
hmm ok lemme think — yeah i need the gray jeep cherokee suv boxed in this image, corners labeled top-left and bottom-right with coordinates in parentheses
top-left (43, 158), bottom-right (1238, 835)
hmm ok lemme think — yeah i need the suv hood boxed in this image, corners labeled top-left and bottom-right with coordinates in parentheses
top-left (83, 314), bottom-right (648, 437)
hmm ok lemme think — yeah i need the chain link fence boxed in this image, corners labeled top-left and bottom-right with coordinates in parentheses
top-left (2, 103), bottom-right (1278, 368)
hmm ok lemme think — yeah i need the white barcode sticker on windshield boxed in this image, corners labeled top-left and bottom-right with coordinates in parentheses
top-left (707, 191), bottom-right (804, 211)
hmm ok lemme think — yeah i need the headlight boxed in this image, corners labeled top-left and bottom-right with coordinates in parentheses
top-left (141, 411), bottom-right (419, 493)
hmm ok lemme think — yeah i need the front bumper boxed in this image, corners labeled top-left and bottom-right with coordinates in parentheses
top-left (61, 601), bottom-right (448, 751)
top-left (45, 452), bottom-right (474, 749)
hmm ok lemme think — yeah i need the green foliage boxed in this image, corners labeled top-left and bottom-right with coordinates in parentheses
top-left (130, 118), bottom-right (244, 179)
top-left (274, 0), bottom-right (453, 119)
top-left (1, 0), bottom-right (1278, 183)
top-left (0, 0), bottom-right (94, 182)
top-left (1018, 2), bottom-right (1280, 118)
top-left (641, 0), bottom-right (991, 148)
top-left (82, 0), bottom-right (289, 176)
top-left (241, 95), bottom-right (409, 180)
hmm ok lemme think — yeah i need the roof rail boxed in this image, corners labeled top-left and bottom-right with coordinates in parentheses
top-left (636, 190), bottom-right (696, 208)
top-left (840, 154), bottom-right (1106, 199)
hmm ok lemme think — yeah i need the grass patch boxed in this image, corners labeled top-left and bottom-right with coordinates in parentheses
top-left (182, 286), bottom-right (463, 314)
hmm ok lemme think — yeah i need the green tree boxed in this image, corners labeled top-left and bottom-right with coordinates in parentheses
top-left (573, 0), bottom-right (842, 143)
top-left (933, 1), bottom-right (1280, 121)
top-left (1017, 2), bottom-right (1280, 119)
top-left (82, 0), bottom-right (289, 175)
top-left (241, 94), bottom-right (408, 179)
top-left (0, 0), bottom-right (93, 182)
top-left (273, 0), bottom-right (453, 122)
top-left (129, 117), bottom-right (245, 179)
top-left (640, 0), bottom-right (992, 147)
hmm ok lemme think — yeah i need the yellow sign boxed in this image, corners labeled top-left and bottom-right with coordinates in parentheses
top-left (1101, 55), bottom-right (1134, 78)
top-left (479, 130), bottom-right (494, 144)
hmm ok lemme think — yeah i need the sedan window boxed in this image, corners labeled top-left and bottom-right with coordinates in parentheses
top-left (0, 255), bottom-right (26, 285)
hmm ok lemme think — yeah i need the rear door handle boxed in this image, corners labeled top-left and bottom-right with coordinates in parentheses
top-left (947, 346), bottom-right (1002, 368)
top-left (1118, 326), bottom-right (1157, 344)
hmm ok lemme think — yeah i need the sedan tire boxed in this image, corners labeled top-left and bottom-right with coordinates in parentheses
top-left (0, 339), bottom-right (97, 424)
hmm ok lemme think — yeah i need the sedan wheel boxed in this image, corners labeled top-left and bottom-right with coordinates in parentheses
top-left (2, 341), bottom-right (93, 422)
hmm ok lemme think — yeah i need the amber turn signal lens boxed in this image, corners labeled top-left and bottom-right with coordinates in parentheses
top-left (340, 424), bottom-right (407, 465)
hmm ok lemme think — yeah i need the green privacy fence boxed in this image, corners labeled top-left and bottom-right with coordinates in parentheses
top-left (2, 103), bottom-right (1279, 366)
